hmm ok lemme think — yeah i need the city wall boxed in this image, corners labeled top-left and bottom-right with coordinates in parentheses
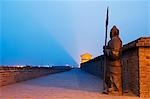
top-left (80, 37), bottom-right (150, 98)
top-left (0, 66), bottom-right (71, 87)
top-left (80, 55), bottom-right (104, 79)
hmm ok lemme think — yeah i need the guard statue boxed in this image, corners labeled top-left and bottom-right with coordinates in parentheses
top-left (103, 25), bottom-right (123, 95)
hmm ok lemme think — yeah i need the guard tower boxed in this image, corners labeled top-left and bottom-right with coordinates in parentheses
top-left (80, 53), bottom-right (92, 63)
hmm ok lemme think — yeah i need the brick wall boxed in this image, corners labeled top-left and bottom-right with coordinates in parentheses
top-left (122, 42), bottom-right (139, 96)
top-left (0, 67), bottom-right (71, 87)
top-left (122, 48), bottom-right (139, 95)
top-left (80, 55), bottom-right (104, 79)
top-left (137, 37), bottom-right (150, 97)
top-left (80, 37), bottom-right (150, 98)
top-left (122, 37), bottom-right (150, 97)
top-left (139, 47), bottom-right (150, 97)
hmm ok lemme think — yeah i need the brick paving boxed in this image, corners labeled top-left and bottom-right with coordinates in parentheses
top-left (0, 69), bottom-right (144, 99)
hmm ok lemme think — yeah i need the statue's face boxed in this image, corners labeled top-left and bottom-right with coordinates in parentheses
top-left (110, 30), bottom-right (116, 39)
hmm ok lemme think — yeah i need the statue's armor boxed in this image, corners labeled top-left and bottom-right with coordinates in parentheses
top-left (105, 26), bottom-right (123, 95)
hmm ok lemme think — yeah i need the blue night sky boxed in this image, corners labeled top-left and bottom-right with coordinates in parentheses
top-left (0, 0), bottom-right (150, 66)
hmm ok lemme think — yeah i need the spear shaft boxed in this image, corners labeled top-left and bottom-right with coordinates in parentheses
top-left (103, 7), bottom-right (109, 90)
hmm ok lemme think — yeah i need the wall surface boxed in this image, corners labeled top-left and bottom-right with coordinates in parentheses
top-left (0, 67), bottom-right (71, 87)
top-left (80, 55), bottom-right (104, 79)
top-left (139, 47), bottom-right (150, 97)
top-left (136, 37), bottom-right (150, 97)
top-left (122, 46), bottom-right (139, 96)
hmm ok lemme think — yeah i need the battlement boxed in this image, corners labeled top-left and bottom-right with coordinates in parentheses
top-left (123, 37), bottom-right (150, 51)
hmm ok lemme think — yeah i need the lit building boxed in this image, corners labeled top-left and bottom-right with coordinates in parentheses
top-left (80, 53), bottom-right (92, 63)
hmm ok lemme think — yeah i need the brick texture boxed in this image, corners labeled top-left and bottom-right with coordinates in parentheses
top-left (0, 67), bottom-right (71, 87)
top-left (80, 55), bottom-right (104, 79)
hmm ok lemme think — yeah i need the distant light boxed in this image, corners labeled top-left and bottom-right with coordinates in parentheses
top-left (43, 65), bottom-right (49, 67)
top-left (16, 65), bottom-right (24, 67)
top-left (65, 64), bottom-right (69, 66)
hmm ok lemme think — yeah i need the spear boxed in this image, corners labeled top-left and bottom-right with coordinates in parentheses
top-left (103, 6), bottom-right (109, 90)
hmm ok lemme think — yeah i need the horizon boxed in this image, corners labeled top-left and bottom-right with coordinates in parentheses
top-left (0, 0), bottom-right (150, 66)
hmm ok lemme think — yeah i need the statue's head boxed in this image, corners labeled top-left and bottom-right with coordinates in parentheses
top-left (110, 25), bottom-right (119, 38)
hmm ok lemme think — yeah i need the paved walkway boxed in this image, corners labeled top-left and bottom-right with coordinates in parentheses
top-left (0, 69), bottom-right (141, 99)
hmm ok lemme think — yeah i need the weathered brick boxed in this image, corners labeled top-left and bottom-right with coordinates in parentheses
top-left (0, 67), bottom-right (70, 87)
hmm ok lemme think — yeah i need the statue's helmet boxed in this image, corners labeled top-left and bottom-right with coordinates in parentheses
top-left (110, 25), bottom-right (119, 38)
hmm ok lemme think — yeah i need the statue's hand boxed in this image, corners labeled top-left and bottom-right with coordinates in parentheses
top-left (103, 45), bottom-right (109, 50)
top-left (103, 45), bottom-right (105, 49)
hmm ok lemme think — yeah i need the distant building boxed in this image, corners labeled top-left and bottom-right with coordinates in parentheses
top-left (80, 53), bottom-right (92, 63)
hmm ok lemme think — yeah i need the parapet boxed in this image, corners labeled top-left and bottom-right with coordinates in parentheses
top-left (123, 37), bottom-right (150, 51)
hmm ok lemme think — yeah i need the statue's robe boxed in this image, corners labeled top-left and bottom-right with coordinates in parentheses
top-left (106, 36), bottom-right (122, 95)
